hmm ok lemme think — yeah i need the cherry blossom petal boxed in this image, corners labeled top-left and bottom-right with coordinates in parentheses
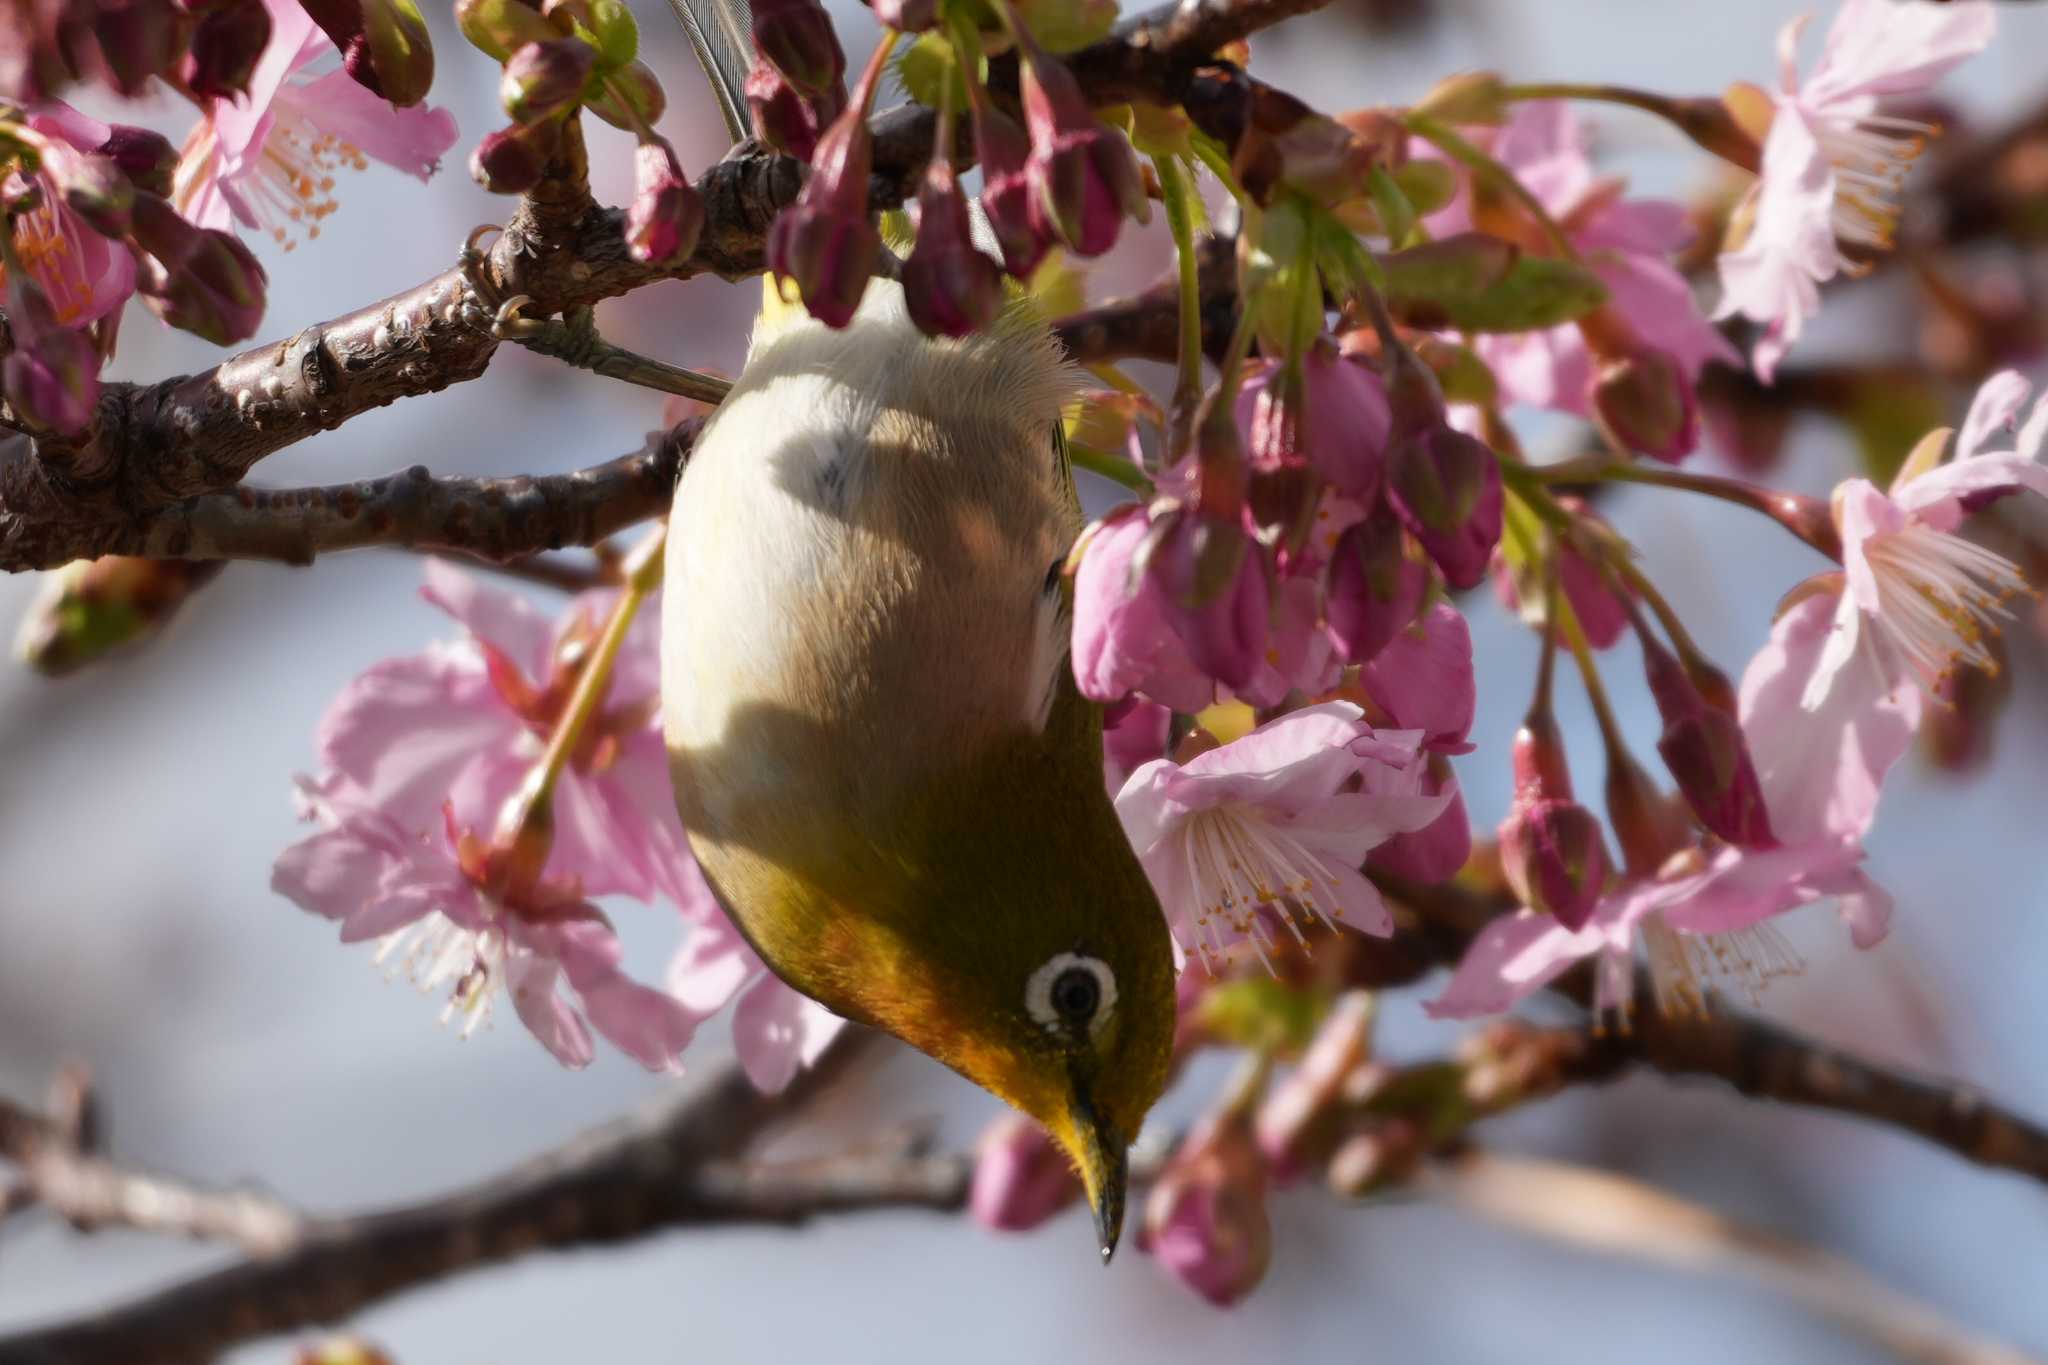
top-left (1359, 603), bottom-right (1475, 750)
top-left (1952, 369), bottom-right (2031, 462)
top-left (295, 68), bottom-right (459, 180)
top-left (733, 974), bottom-right (845, 1093)
top-left (421, 559), bottom-right (557, 678)
top-left (1423, 911), bottom-right (1604, 1018)
top-left (1804, 0), bottom-right (1994, 107)
top-left (508, 956), bottom-right (598, 1069)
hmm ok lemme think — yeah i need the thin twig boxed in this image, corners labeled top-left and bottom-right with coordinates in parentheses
top-left (0, 1033), bottom-right (886, 1365)
top-left (1434, 1155), bottom-right (2042, 1365)
top-left (1377, 872), bottom-right (2048, 1185)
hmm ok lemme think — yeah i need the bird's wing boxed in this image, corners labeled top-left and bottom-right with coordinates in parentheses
top-left (665, 0), bottom-right (754, 144)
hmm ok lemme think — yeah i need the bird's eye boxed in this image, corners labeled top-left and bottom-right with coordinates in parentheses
top-left (1026, 952), bottom-right (1117, 1038)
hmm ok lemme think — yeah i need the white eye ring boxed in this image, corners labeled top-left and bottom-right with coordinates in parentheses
top-left (1025, 953), bottom-right (1117, 1038)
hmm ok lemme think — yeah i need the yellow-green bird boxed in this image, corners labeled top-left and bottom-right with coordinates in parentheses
top-left (657, 0), bottom-right (1177, 1259)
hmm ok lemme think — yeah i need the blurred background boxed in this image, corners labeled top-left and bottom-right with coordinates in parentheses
top-left (4, 0), bottom-right (2048, 1360)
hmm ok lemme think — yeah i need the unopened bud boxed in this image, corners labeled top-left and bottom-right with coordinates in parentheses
top-left (745, 59), bottom-right (829, 159)
top-left (969, 99), bottom-right (1051, 279)
top-left (470, 122), bottom-right (552, 193)
top-left (1410, 70), bottom-right (1506, 126)
top-left (624, 138), bottom-right (703, 264)
top-left (96, 125), bottom-right (177, 197)
top-left (586, 58), bottom-right (665, 130)
top-left (357, 0), bottom-right (437, 106)
top-left (1139, 506), bottom-right (1269, 691)
top-left (1590, 345), bottom-right (1698, 463)
top-left (1324, 504), bottom-right (1425, 665)
top-left (903, 158), bottom-right (1002, 337)
top-left (1141, 1110), bottom-right (1270, 1307)
top-left (501, 37), bottom-right (593, 122)
top-left (765, 115), bottom-right (877, 327)
top-left (1384, 422), bottom-right (1503, 591)
top-left (91, 0), bottom-right (182, 95)
top-left (456, 0), bottom-right (558, 61)
top-left (132, 195), bottom-right (268, 344)
top-left (1639, 627), bottom-right (1774, 847)
top-left (184, 0), bottom-right (273, 97)
top-left (968, 1115), bottom-right (1082, 1231)
top-left (1499, 798), bottom-right (1608, 930)
top-left (752, 0), bottom-right (845, 99)
top-left (16, 557), bottom-right (225, 676)
top-left (2, 273), bottom-right (99, 436)
top-left (1019, 40), bottom-right (1147, 256)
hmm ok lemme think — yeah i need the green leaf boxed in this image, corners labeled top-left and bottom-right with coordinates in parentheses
top-left (1380, 239), bottom-right (1609, 333)
top-left (897, 30), bottom-right (970, 110)
top-left (1197, 978), bottom-right (1332, 1057)
top-left (1012, 0), bottom-right (1116, 52)
top-left (583, 0), bottom-right (636, 67)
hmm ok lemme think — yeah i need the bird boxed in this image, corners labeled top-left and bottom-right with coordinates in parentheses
top-left (658, 0), bottom-right (1178, 1260)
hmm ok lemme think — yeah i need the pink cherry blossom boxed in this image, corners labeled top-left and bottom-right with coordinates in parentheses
top-left (1798, 369), bottom-right (2048, 720)
top-left (1715, 0), bottom-right (1994, 380)
top-left (666, 906), bottom-right (844, 1094)
top-left (1429, 589), bottom-right (1917, 1023)
top-left (1437, 102), bottom-right (1738, 423)
top-left (273, 777), bottom-right (697, 1070)
top-left (172, 0), bottom-right (458, 248)
top-left (317, 560), bottom-right (691, 906)
top-left (1114, 701), bottom-right (1450, 968)
top-left (2, 102), bottom-right (136, 327)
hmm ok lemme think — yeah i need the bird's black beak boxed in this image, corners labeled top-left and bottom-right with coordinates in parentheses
top-left (1068, 1095), bottom-right (1128, 1264)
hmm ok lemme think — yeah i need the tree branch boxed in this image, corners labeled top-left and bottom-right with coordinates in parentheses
top-left (0, 0), bottom-right (1325, 574)
top-left (1378, 873), bottom-right (2048, 1185)
top-left (0, 1033), bottom-right (892, 1365)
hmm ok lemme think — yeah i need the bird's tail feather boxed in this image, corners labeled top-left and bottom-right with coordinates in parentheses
top-left (664, 0), bottom-right (755, 144)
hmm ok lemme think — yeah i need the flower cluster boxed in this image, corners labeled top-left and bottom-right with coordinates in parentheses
top-left (1, 0), bottom-right (461, 436)
top-left (274, 560), bottom-right (837, 1084)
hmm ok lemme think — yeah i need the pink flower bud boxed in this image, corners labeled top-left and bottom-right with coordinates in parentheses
top-left (1324, 503), bottom-right (1424, 665)
top-left (764, 41), bottom-right (887, 327)
top-left (872, 0), bottom-right (936, 30)
top-left (751, 0), bottom-right (845, 100)
top-left (90, 0), bottom-right (182, 95)
top-left (969, 1114), bottom-right (1082, 1231)
top-left (1489, 497), bottom-right (1633, 650)
top-left (1139, 505), bottom-right (1269, 691)
top-left (14, 556), bottom-right (224, 677)
top-left (969, 99), bottom-right (1052, 279)
top-left (1499, 797), bottom-right (1608, 930)
top-left (2, 272), bottom-right (99, 436)
top-left (1383, 422), bottom-right (1502, 591)
top-left (471, 122), bottom-right (550, 193)
top-left (764, 122), bottom-right (877, 327)
top-left (1237, 344), bottom-right (1391, 500)
top-left (1604, 750), bottom-right (1690, 875)
top-left (1017, 40), bottom-right (1145, 257)
top-left (301, 0), bottom-right (437, 107)
top-left (183, 0), bottom-right (272, 98)
top-left (745, 60), bottom-right (831, 159)
top-left (625, 139), bottom-right (704, 264)
top-left (131, 194), bottom-right (267, 345)
top-left (1591, 345), bottom-right (1698, 464)
top-left (96, 125), bottom-right (177, 198)
top-left (1639, 628), bottom-right (1775, 848)
top-left (1141, 1111), bottom-right (1271, 1307)
top-left (902, 157), bottom-right (1002, 337)
top-left (501, 37), bottom-right (594, 123)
